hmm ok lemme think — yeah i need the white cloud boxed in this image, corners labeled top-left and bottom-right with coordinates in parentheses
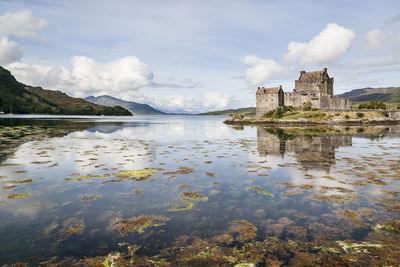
top-left (242, 23), bottom-right (356, 88)
top-left (70, 56), bottom-right (153, 96)
top-left (242, 55), bottom-right (284, 86)
top-left (366, 29), bottom-right (386, 51)
top-left (6, 61), bottom-right (70, 87)
top-left (0, 10), bottom-right (48, 65)
top-left (0, 10), bottom-right (48, 40)
top-left (163, 95), bottom-right (187, 109)
top-left (0, 36), bottom-right (23, 64)
top-left (203, 92), bottom-right (230, 109)
top-left (284, 23), bottom-right (355, 64)
top-left (130, 91), bottom-right (237, 113)
top-left (153, 94), bottom-right (198, 111)
top-left (7, 56), bottom-right (154, 97)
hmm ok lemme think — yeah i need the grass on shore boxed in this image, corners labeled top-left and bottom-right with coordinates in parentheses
top-left (351, 101), bottom-right (400, 110)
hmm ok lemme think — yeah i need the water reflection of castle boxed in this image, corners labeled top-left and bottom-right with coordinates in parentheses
top-left (257, 127), bottom-right (352, 171)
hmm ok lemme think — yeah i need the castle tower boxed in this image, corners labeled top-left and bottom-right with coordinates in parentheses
top-left (294, 68), bottom-right (334, 96)
top-left (256, 85), bottom-right (284, 118)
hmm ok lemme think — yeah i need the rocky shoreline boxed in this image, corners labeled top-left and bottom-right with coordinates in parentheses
top-left (224, 117), bottom-right (400, 126)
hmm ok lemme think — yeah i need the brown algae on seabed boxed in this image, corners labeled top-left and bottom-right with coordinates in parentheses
top-left (162, 166), bottom-right (195, 176)
top-left (110, 215), bottom-right (170, 235)
top-left (62, 218), bottom-right (86, 235)
top-left (5, 192), bottom-right (31, 199)
top-left (168, 191), bottom-right (208, 212)
top-left (64, 168), bottom-right (163, 182)
top-left (133, 188), bottom-right (144, 194)
top-left (182, 191), bottom-right (208, 201)
top-left (31, 218), bottom-right (400, 266)
top-left (230, 220), bottom-right (258, 242)
top-left (80, 194), bottom-right (103, 201)
top-left (250, 186), bottom-right (274, 197)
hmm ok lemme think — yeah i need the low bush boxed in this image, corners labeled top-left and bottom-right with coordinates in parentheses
top-left (356, 112), bottom-right (364, 118)
top-left (358, 100), bottom-right (387, 110)
top-left (282, 105), bottom-right (294, 112)
top-left (264, 106), bottom-right (293, 119)
top-left (303, 101), bottom-right (312, 111)
top-left (232, 114), bottom-right (244, 120)
top-left (345, 114), bottom-right (350, 119)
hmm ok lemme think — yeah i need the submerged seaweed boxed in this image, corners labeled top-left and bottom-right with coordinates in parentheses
top-left (65, 168), bottom-right (163, 182)
top-left (250, 186), bottom-right (274, 197)
top-left (110, 215), bottom-right (170, 234)
top-left (182, 191), bottom-right (208, 201)
top-left (168, 191), bottom-right (208, 212)
top-left (230, 220), bottom-right (258, 242)
top-left (5, 193), bottom-right (31, 199)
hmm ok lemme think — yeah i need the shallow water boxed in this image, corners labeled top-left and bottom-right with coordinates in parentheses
top-left (0, 115), bottom-right (399, 265)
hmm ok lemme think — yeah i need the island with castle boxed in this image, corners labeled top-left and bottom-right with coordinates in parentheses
top-left (224, 68), bottom-right (400, 125)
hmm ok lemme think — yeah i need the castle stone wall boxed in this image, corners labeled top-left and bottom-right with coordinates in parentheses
top-left (330, 96), bottom-right (352, 109)
top-left (284, 93), bottom-right (321, 109)
top-left (256, 94), bottom-right (280, 117)
top-left (320, 95), bottom-right (330, 109)
top-left (295, 79), bottom-right (323, 95)
top-left (320, 95), bottom-right (352, 109)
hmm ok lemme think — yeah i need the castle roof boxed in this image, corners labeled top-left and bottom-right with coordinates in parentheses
top-left (256, 86), bottom-right (282, 94)
top-left (298, 68), bottom-right (329, 81)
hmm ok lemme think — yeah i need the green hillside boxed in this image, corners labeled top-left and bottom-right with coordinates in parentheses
top-left (338, 87), bottom-right (400, 103)
top-left (0, 66), bottom-right (131, 116)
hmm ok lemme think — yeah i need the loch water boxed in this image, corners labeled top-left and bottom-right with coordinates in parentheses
top-left (0, 115), bottom-right (399, 265)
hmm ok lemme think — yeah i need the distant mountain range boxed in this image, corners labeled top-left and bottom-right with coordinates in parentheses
top-left (338, 87), bottom-right (400, 102)
top-left (0, 66), bottom-right (131, 115)
top-left (199, 107), bottom-right (256, 116)
top-left (85, 95), bottom-right (165, 115)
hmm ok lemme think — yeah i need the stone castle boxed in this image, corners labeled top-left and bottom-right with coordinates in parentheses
top-left (256, 68), bottom-right (351, 118)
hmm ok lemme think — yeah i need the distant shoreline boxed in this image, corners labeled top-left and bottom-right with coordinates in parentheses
top-left (223, 118), bottom-right (400, 126)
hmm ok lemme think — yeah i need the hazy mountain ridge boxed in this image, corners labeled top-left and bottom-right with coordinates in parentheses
top-left (199, 107), bottom-right (256, 115)
top-left (338, 87), bottom-right (400, 102)
top-left (85, 95), bottom-right (165, 115)
top-left (0, 66), bottom-right (131, 115)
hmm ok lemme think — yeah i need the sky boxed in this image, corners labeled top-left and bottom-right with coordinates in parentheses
top-left (0, 0), bottom-right (399, 113)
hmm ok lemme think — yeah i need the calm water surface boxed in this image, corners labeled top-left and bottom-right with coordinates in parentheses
top-left (0, 115), bottom-right (399, 265)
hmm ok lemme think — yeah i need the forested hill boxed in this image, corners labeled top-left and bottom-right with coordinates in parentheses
top-left (0, 66), bottom-right (131, 116)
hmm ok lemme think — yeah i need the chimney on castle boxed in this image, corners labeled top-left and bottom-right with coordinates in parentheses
top-left (323, 67), bottom-right (327, 72)
top-left (300, 71), bottom-right (305, 75)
